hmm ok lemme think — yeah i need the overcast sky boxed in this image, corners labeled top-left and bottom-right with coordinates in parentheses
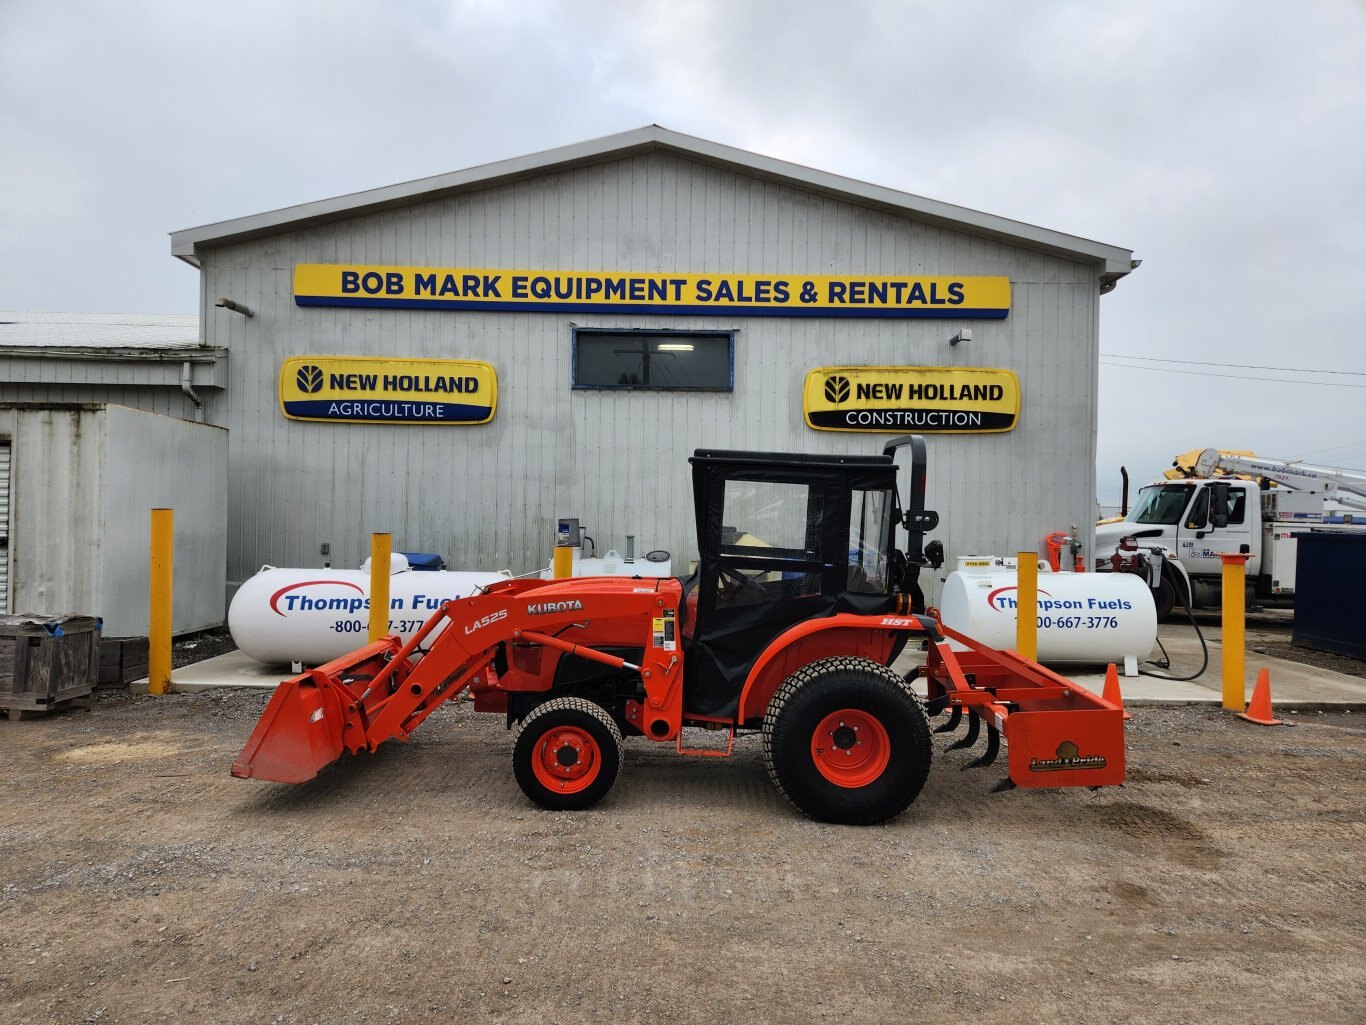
top-left (3, 0), bottom-right (1364, 501)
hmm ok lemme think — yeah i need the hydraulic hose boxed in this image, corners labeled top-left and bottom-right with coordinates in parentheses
top-left (1138, 574), bottom-right (1209, 681)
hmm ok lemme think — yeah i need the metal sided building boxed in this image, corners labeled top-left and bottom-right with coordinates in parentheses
top-left (0, 315), bottom-right (229, 633)
top-left (169, 126), bottom-right (1137, 598)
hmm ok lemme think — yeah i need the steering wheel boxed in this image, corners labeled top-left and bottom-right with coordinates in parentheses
top-left (717, 563), bottom-right (768, 602)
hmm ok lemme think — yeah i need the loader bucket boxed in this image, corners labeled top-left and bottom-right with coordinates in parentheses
top-left (231, 672), bottom-right (349, 783)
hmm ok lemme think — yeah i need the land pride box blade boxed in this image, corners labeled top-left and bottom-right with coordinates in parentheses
top-left (1004, 706), bottom-right (1126, 789)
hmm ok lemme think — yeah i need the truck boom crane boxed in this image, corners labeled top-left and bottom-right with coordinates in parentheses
top-left (1188, 449), bottom-right (1366, 512)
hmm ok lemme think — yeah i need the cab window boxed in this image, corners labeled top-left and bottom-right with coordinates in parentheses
top-left (848, 489), bottom-right (893, 593)
top-left (1226, 489), bottom-right (1246, 525)
top-left (1185, 488), bottom-right (1210, 529)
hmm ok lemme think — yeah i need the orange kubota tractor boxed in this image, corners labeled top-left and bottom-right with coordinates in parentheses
top-left (233, 437), bottom-right (1125, 824)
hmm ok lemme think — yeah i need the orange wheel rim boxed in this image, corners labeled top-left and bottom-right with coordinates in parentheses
top-left (530, 726), bottom-right (601, 794)
top-left (810, 708), bottom-right (890, 788)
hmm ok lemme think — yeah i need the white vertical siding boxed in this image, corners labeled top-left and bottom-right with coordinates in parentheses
top-left (0, 439), bottom-right (10, 613)
top-left (202, 152), bottom-right (1104, 596)
top-left (0, 404), bottom-right (228, 634)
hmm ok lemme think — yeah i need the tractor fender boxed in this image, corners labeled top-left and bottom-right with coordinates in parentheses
top-left (735, 613), bottom-right (933, 724)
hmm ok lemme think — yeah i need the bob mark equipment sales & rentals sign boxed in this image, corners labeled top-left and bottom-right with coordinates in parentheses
top-left (293, 264), bottom-right (1011, 319)
top-left (804, 367), bottom-right (1020, 433)
top-left (279, 357), bottom-right (497, 424)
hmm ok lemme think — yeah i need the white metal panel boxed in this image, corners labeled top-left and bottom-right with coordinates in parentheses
top-left (99, 405), bottom-right (229, 635)
top-left (0, 405), bottom-right (106, 620)
top-left (0, 403), bottom-right (227, 635)
top-left (201, 151), bottom-right (1105, 601)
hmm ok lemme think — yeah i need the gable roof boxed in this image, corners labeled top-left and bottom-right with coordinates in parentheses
top-left (170, 125), bottom-right (1136, 286)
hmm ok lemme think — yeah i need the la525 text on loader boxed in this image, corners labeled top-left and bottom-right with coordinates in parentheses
top-left (233, 436), bottom-right (1125, 824)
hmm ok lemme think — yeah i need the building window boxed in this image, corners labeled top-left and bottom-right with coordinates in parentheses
top-left (572, 330), bottom-right (733, 391)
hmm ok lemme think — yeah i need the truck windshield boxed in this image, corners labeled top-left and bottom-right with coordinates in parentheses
top-left (1127, 484), bottom-right (1194, 526)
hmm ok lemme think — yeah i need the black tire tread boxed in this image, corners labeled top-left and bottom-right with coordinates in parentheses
top-left (516, 696), bottom-right (625, 756)
top-left (761, 655), bottom-right (931, 824)
top-left (513, 697), bottom-right (624, 810)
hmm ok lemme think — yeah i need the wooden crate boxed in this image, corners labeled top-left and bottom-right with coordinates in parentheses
top-left (0, 615), bottom-right (101, 716)
top-left (99, 636), bottom-right (149, 688)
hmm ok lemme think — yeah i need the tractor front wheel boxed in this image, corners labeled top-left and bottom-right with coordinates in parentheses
top-left (762, 657), bottom-right (931, 825)
top-left (513, 697), bottom-right (624, 811)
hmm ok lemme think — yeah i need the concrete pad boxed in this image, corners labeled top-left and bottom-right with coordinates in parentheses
top-left (131, 649), bottom-right (291, 694)
top-left (896, 617), bottom-right (1363, 711)
top-left (141, 621), bottom-right (1364, 710)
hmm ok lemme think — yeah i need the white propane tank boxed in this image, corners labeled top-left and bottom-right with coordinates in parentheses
top-left (940, 555), bottom-right (1156, 673)
top-left (228, 565), bottom-right (508, 665)
top-left (539, 549), bottom-right (673, 578)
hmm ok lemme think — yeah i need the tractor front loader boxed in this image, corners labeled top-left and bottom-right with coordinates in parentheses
top-left (233, 437), bottom-right (1125, 824)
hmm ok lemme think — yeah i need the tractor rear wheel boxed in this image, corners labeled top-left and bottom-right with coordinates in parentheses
top-left (762, 656), bottom-right (931, 825)
top-left (513, 697), bottom-right (624, 811)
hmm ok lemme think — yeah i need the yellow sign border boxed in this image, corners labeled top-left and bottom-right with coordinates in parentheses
top-left (278, 355), bottom-right (498, 425)
top-left (804, 366), bottom-right (1021, 434)
top-left (293, 264), bottom-right (1011, 319)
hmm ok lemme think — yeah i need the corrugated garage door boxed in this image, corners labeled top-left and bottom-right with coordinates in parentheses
top-left (0, 441), bottom-right (9, 613)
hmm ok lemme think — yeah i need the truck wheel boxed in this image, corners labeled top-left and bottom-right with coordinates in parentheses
top-left (1155, 570), bottom-right (1186, 620)
top-left (513, 697), bottom-right (624, 811)
top-left (762, 657), bottom-right (931, 825)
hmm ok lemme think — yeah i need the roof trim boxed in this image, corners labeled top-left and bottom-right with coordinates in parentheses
top-left (0, 345), bottom-right (225, 363)
top-left (170, 125), bottom-right (1135, 280)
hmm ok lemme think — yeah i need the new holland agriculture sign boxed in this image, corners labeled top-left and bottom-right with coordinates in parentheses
top-left (804, 367), bottom-right (1020, 433)
top-left (279, 356), bottom-right (497, 424)
top-left (293, 264), bottom-right (1011, 319)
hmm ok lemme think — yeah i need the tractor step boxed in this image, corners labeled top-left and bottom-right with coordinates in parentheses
top-left (676, 722), bottom-right (735, 758)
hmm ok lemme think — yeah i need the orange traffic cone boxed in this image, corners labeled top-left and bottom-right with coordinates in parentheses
top-left (1237, 668), bottom-right (1289, 726)
top-left (1103, 663), bottom-right (1133, 720)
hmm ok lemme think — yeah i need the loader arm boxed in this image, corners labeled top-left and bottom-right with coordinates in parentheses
top-left (232, 577), bottom-right (684, 784)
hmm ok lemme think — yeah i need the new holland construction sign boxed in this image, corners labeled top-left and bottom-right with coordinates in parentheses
top-left (803, 367), bottom-right (1020, 433)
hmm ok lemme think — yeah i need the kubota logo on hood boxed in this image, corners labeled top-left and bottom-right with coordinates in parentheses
top-left (527, 600), bottom-right (584, 615)
top-left (269, 579), bottom-right (366, 616)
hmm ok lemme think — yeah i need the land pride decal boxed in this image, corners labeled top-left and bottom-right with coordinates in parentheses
top-left (279, 356), bottom-right (497, 424)
top-left (804, 367), bottom-right (1020, 433)
top-left (293, 264), bottom-right (1011, 319)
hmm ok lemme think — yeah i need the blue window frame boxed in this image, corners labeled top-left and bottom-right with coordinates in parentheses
top-left (572, 329), bottom-right (734, 391)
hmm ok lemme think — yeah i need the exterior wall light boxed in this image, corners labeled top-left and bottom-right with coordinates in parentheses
top-left (215, 298), bottom-right (255, 317)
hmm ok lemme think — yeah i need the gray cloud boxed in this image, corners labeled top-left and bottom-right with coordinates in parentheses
top-left (2, 0), bottom-right (1363, 491)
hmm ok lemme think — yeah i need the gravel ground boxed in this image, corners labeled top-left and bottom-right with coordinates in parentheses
top-left (1, 689), bottom-right (1362, 1025)
top-left (171, 628), bottom-right (237, 671)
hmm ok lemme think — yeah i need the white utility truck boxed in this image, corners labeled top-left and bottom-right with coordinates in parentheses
top-left (1094, 449), bottom-right (1366, 617)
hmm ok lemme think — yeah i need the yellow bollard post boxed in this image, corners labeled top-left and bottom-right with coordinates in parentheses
top-left (1220, 553), bottom-right (1251, 710)
top-left (552, 545), bottom-right (573, 580)
top-left (148, 508), bottom-right (174, 695)
top-left (1016, 552), bottom-right (1038, 662)
top-left (368, 533), bottom-right (392, 643)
